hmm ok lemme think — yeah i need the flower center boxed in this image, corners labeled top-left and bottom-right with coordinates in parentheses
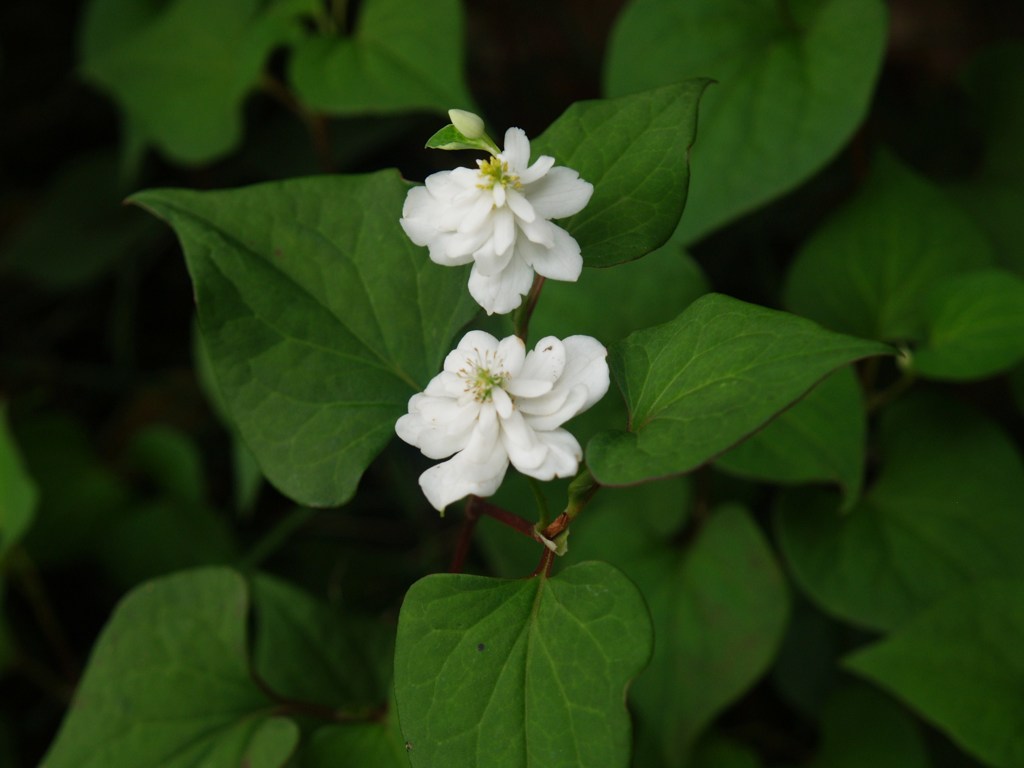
top-left (458, 351), bottom-right (508, 402)
top-left (476, 157), bottom-right (521, 191)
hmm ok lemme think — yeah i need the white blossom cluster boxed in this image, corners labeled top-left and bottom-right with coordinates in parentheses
top-left (397, 111), bottom-right (608, 512)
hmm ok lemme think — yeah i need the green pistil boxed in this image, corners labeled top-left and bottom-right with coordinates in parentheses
top-left (477, 157), bottom-right (521, 190)
top-left (471, 366), bottom-right (506, 402)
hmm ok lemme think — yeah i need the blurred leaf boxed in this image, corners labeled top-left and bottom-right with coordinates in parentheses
top-left (625, 506), bottom-right (788, 766)
top-left (124, 425), bottom-right (206, 505)
top-left (301, 719), bottom-right (410, 767)
top-left (289, 0), bottom-right (473, 116)
top-left (771, 598), bottom-right (843, 721)
top-left (946, 43), bottom-right (1024, 275)
top-left (530, 243), bottom-right (710, 344)
top-left (777, 393), bottom-right (1024, 631)
top-left (18, 415), bottom-right (130, 566)
top-left (784, 152), bottom-right (993, 341)
top-left (847, 580), bottom-right (1024, 768)
top-left (0, 152), bottom-right (162, 290)
top-left (716, 366), bottom-right (866, 509)
top-left (689, 735), bottom-right (763, 768)
top-left (252, 574), bottom-right (391, 710)
top-left (95, 499), bottom-right (238, 587)
top-left (587, 293), bottom-right (889, 486)
top-left (807, 684), bottom-right (929, 768)
top-left (533, 79), bottom-right (710, 267)
top-left (132, 171), bottom-right (479, 507)
top-left (605, 0), bottom-right (886, 243)
top-left (0, 404), bottom-right (37, 563)
top-left (912, 269), bottom-right (1024, 381)
top-left (41, 568), bottom-right (299, 768)
top-left (393, 561), bottom-right (652, 768)
top-left (80, 0), bottom-right (317, 164)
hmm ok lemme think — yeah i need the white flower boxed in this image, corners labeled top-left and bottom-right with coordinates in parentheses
top-left (396, 331), bottom-right (609, 512)
top-left (400, 128), bottom-right (594, 315)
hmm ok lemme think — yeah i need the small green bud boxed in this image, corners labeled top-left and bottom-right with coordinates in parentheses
top-left (448, 108), bottom-right (485, 139)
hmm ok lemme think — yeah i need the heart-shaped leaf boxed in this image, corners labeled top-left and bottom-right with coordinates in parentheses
top-left (846, 580), bottom-right (1024, 768)
top-left (776, 393), bottom-right (1024, 631)
top-left (132, 171), bottom-right (479, 507)
top-left (393, 561), bottom-right (652, 768)
top-left (605, 0), bottom-right (886, 243)
top-left (41, 568), bottom-right (300, 768)
top-left (288, 0), bottom-right (473, 116)
top-left (587, 293), bottom-right (889, 487)
top-left (533, 79), bottom-right (710, 267)
top-left (783, 152), bottom-right (993, 341)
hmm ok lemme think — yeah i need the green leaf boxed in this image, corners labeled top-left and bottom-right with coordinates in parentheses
top-left (605, 0), bottom-right (886, 243)
top-left (252, 575), bottom-right (391, 710)
top-left (783, 152), bottom-right (993, 341)
top-left (0, 404), bottom-right (37, 563)
top-left (288, 0), bottom-right (473, 116)
top-left (393, 561), bottom-right (652, 768)
top-left (80, 0), bottom-right (316, 165)
top-left (530, 242), bottom-right (710, 344)
top-left (558, 499), bottom-right (783, 766)
top-left (586, 293), bottom-right (889, 487)
top-left (301, 720), bottom-right (411, 767)
top-left (532, 79), bottom-right (710, 267)
top-left (776, 393), bottom-right (1024, 631)
top-left (131, 171), bottom-right (479, 507)
top-left (625, 506), bottom-right (788, 766)
top-left (689, 735), bottom-right (762, 768)
top-left (0, 152), bottom-right (163, 290)
top-left (945, 44), bottom-right (1024, 276)
top-left (846, 580), bottom-right (1024, 768)
top-left (423, 124), bottom-right (497, 154)
top-left (806, 684), bottom-right (929, 768)
top-left (912, 269), bottom-right (1024, 381)
top-left (715, 367), bottom-right (866, 510)
top-left (41, 568), bottom-right (299, 768)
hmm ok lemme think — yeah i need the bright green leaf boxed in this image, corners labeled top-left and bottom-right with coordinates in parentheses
top-left (587, 293), bottom-right (889, 487)
top-left (532, 79), bottom-right (710, 267)
top-left (131, 171), bottom-right (479, 507)
top-left (806, 684), bottom-right (929, 768)
top-left (0, 404), bottom-right (37, 563)
top-left (784, 152), bottom-right (993, 341)
top-left (252, 575), bottom-right (391, 710)
top-left (912, 269), bottom-right (1024, 380)
top-left (777, 393), bottom-right (1024, 631)
top-left (288, 0), bottom-right (473, 116)
top-left (846, 580), bottom-right (1024, 768)
top-left (715, 367), bottom-right (866, 509)
top-left (605, 0), bottom-right (886, 243)
top-left (41, 568), bottom-right (299, 768)
top-left (393, 561), bottom-right (652, 768)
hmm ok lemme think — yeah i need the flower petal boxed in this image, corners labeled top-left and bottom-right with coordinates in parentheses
top-left (516, 226), bottom-right (582, 282)
top-left (501, 127), bottom-right (531, 171)
top-left (519, 336), bottom-right (566, 383)
top-left (524, 166), bottom-right (594, 219)
top-left (518, 154), bottom-right (555, 186)
top-left (518, 428), bottom-right (582, 481)
top-left (418, 438), bottom-right (509, 513)
top-left (500, 410), bottom-right (549, 471)
top-left (459, 193), bottom-right (496, 234)
top-left (492, 206), bottom-right (516, 259)
top-left (468, 254), bottom-right (534, 315)
top-left (506, 189), bottom-right (536, 223)
top-left (496, 335), bottom-right (526, 376)
top-left (559, 335), bottom-right (611, 411)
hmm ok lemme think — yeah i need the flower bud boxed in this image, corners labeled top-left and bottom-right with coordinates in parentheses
top-left (448, 108), bottom-right (485, 139)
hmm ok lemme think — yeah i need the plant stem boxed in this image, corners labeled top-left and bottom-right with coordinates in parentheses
top-left (512, 275), bottom-right (546, 342)
top-left (449, 498), bottom-right (482, 573)
top-left (253, 669), bottom-right (383, 723)
top-left (867, 370), bottom-right (916, 412)
top-left (260, 73), bottom-right (335, 173)
top-left (10, 549), bottom-right (79, 684)
top-left (526, 477), bottom-right (551, 529)
top-left (242, 507), bottom-right (317, 569)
